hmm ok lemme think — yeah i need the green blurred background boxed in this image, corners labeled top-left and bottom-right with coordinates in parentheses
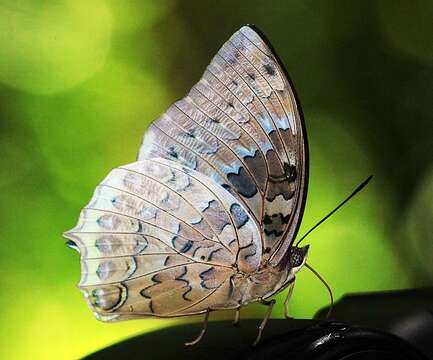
top-left (0, 1), bottom-right (432, 358)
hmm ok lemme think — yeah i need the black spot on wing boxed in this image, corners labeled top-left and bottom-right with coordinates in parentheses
top-left (222, 183), bottom-right (231, 191)
top-left (66, 240), bottom-right (80, 253)
top-left (201, 200), bottom-right (212, 211)
top-left (228, 239), bottom-right (237, 247)
top-left (163, 255), bottom-right (170, 267)
top-left (230, 203), bottom-right (249, 229)
top-left (263, 63), bottom-right (276, 76)
top-left (266, 190), bottom-right (295, 202)
top-left (180, 240), bottom-right (193, 253)
top-left (192, 246), bottom-right (202, 257)
top-left (171, 236), bottom-right (178, 249)
top-left (167, 146), bottom-right (179, 159)
top-left (135, 236), bottom-right (149, 253)
top-left (241, 242), bottom-right (257, 260)
top-left (171, 235), bottom-right (198, 257)
top-left (283, 163), bottom-right (297, 182)
top-left (227, 56), bottom-right (236, 65)
top-left (263, 213), bottom-right (291, 237)
top-left (208, 248), bottom-right (222, 261)
top-left (140, 273), bottom-right (162, 299)
top-left (227, 167), bottom-right (258, 198)
top-left (181, 287), bottom-right (193, 301)
top-left (264, 213), bottom-right (291, 225)
top-left (140, 289), bottom-right (151, 299)
top-left (199, 267), bottom-right (218, 289)
top-left (185, 128), bottom-right (196, 138)
top-left (175, 266), bottom-right (192, 301)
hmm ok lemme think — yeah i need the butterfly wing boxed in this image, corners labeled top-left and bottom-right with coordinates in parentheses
top-left (65, 25), bottom-right (307, 320)
top-left (64, 158), bottom-right (261, 319)
top-left (138, 25), bottom-right (308, 267)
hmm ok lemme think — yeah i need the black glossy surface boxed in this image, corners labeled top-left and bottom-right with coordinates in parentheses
top-left (84, 319), bottom-right (427, 360)
top-left (316, 287), bottom-right (433, 359)
top-left (83, 288), bottom-right (433, 359)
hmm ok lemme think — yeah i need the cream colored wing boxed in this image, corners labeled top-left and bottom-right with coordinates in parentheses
top-left (64, 158), bottom-right (261, 319)
top-left (138, 25), bottom-right (308, 267)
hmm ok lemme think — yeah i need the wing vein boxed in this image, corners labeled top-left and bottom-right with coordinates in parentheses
top-left (231, 34), bottom-right (297, 139)
top-left (217, 47), bottom-right (290, 165)
top-left (165, 276), bottom-right (230, 315)
top-left (83, 207), bottom-right (225, 249)
top-left (188, 86), bottom-right (269, 179)
top-left (172, 101), bottom-right (263, 199)
top-left (116, 165), bottom-right (235, 255)
top-left (97, 182), bottom-right (226, 251)
top-left (145, 158), bottom-right (242, 251)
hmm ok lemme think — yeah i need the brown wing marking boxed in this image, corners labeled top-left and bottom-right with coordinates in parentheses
top-left (236, 26), bottom-right (307, 264)
top-left (95, 183), bottom-right (227, 252)
top-left (117, 163), bottom-right (238, 254)
top-left (143, 158), bottom-right (262, 274)
top-left (172, 100), bottom-right (263, 196)
top-left (137, 26), bottom-right (307, 266)
top-left (65, 231), bottom-right (177, 259)
top-left (150, 120), bottom-right (263, 226)
top-left (184, 90), bottom-right (269, 192)
top-left (81, 262), bottom-right (235, 318)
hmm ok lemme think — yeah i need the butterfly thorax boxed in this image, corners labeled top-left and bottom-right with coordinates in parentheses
top-left (231, 245), bottom-right (309, 306)
top-left (229, 264), bottom-right (293, 306)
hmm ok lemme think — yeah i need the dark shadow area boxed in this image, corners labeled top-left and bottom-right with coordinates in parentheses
top-left (316, 287), bottom-right (433, 359)
top-left (84, 288), bottom-right (433, 360)
top-left (84, 320), bottom-right (426, 360)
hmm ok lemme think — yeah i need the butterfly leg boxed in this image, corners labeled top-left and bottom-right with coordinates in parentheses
top-left (233, 307), bottom-right (240, 327)
top-left (253, 299), bottom-right (276, 346)
top-left (184, 309), bottom-right (211, 347)
top-left (283, 278), bottom-right (296, 319)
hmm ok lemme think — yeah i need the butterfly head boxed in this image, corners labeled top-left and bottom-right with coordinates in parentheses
top-left (274, 245), bottom-right (310, 291)
top-left (289, 245), bottom-right (309, 272)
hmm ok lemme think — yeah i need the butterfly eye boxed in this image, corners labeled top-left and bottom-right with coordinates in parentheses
top-left (290, 251), bottom-right (302, 267)
top-left (290, 245), bottom-right (309, 268)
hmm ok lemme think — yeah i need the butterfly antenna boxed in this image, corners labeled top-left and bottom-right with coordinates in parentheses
top-left (295, 175), bottom-right (373, 247)
top-left (305, 262), bottom-right (334, 318)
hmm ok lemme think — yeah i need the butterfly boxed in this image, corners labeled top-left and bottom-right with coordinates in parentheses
top-left (64, 25), bottom-right (311, 346)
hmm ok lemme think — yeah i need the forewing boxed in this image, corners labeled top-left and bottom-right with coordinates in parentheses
top-left (138, 26), bottom-right (308, 266)
top-left (64, 158), bottom-right (261, 319)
